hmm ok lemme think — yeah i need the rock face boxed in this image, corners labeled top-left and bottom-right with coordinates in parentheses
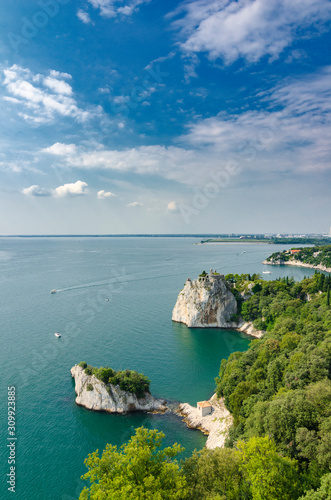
top-left (172, 270), bottom-right (238, 328)
top-left (237, 321), bottom-right (264, 339)
top-left (177, 394), bottom-right (233, 449)
top-left (71, 365), bottom-right (167, 413)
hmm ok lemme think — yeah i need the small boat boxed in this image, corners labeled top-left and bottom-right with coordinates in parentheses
top-left (262, 270), bottom-right (272, 274)
top-left (241, 251), bottom-right (246, 254)
top-left (54, 333), bottom-right (61, 338)
top-left (50, 289), bottom-right (57, 294)
top-left (105, 298), bottom-right (109, 302)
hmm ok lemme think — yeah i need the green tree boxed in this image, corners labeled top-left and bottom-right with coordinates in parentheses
top-left (182, 447), bottom-right (250, 500)
top-left (298, 473), bottom-right (331, 500)
top-left (79, 427), bottom-right (187, 500)
top-left (238, 436), bottom-right (302, 500)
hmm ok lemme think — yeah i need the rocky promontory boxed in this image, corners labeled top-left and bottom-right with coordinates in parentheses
top-left (71, 364), bottom-right (167, 413)
top-left (177, 394), bottom-right (233, 449)
top-left (172, 269), bottom-right (238, 328)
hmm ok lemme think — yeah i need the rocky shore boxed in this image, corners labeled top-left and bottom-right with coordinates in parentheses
top-left (177, 394), bottom-right (233, 449)
top-left (262, 259), bottom-right (331, 273)
top-left (71, 365), bottom-right (167, 414)
top-left (237, 320), bottom-right (264, 339)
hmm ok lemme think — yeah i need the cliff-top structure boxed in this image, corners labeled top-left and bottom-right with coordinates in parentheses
top-left (172, 269), bottom-right (238, 328)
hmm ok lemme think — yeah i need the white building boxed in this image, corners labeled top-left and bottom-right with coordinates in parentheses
top-left (197, 401), bottom-right (212, 417)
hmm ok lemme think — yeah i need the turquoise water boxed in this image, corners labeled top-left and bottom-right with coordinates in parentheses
top-left (0, 238), bottom-right (317, 500)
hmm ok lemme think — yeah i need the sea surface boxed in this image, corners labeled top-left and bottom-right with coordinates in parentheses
top-left (0, 237), bottom-right (317, 500)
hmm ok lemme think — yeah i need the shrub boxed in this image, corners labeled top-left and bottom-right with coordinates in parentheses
top-left (80, 363), bottom-right (151, 398)
top-left (86, 384), bottom-right (93, 391)
top-left (84, 365), bottom-right (93, 376)
top-left (78, 361), bottom-right (87, 369)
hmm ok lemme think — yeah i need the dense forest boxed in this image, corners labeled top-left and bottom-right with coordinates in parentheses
top-left (266, 245), bottom-right (331, 269)
top-left (77, 273), bottom-right (331, 499)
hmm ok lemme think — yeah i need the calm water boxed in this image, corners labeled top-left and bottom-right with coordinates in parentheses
top-left (0, 237), bottom-right (316, 500)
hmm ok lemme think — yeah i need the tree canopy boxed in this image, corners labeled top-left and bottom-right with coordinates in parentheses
top-left (79, 427), bottom-right (187, 500)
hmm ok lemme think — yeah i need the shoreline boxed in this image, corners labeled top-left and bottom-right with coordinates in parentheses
top-left (173, 320), bottom-right (264, 339)
top-left (236, 320), bottom-right (264, 339)
top-left (262, 259), bottom-right (331, 274)
top-left (176, 394), bottom-right (233, 449)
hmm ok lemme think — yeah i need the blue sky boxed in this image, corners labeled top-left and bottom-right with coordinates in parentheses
top-left (0, 0), bottom-right (330, 234)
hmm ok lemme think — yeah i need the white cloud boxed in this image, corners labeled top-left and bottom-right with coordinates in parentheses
top-left (2, 65), bottom-right (92, 123)
top-left (87, 0), bottom-right (151, 18)
top-left (171, 0), bottom-right (331, 64)
top-left (50, 70), bottom-right (72, 80)
top-left (41, 68), bottom-right (331, 186)
top-left (77, 9), bottom-right (93, 24)
top-left (43, 76), bottom-right (73, 96)
top-left (22, 185), bottom-right (52, 197)
top-left (97, 190), bottom-right (116, 199)
top-left (127, 201), bottom-right (143, 207)
top-left (42, 143), bottom-right (77, 156)
top-left (113, 95), bottom-right (130, 104)
top-left (167, 201), bottom-right (179, 212)
top-left (54, 181), bottom-right (88, 197)
top-left (183, 66), bottom-right (331, 173)
top-left (3, 96), bottom-right (21, 104)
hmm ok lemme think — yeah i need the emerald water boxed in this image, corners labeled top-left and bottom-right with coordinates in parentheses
top-left (0, 237), bottom-right (316, 499)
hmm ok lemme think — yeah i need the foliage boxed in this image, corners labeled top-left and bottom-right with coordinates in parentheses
top-left (79, 427), bottom-right (187, 500)
top-left (78, 361), bottom-right (87, 369)
top-left (86, 384), bottom-right (93, 391)
top-left (108, 369), bottom-right (150, 398)
top-left (298, 474), bottom-right (331, 500)
top-left (266, 245), bottom-right (331, 270)
top-left (215, 273), bottom-right (331, 481)
top-left (238, 436), bottom-right (302, 500)
top-left (84, 365), bottom-right (93, 376)
top-left (182, 447), bottom-right (250, 499)
top-left (80, 363), bottom-right (151, 398)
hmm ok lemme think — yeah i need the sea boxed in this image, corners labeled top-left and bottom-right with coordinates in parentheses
top-left (0, 237), bottom-right (317, 500)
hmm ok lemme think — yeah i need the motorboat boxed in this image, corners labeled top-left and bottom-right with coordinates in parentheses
top-left (54, 333), bottom-right (61, 338)
top-left (50, 289), bottom-right (57, 294)
top-left (105, 298), bottom-right (109, 301)
top-left (262, 270), bottom-right (272, 274)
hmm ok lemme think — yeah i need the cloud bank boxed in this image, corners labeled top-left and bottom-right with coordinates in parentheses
top-left (172, 0), bottom-right (331, 64)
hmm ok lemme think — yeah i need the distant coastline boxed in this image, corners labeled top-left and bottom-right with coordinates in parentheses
top-left (262, 259), bottom-right (331, 274)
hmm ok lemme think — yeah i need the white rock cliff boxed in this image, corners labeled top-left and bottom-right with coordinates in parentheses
top-left (71, 365), bottom-right (167, 413)
top-left (172, 270), bottom-right (238, 328)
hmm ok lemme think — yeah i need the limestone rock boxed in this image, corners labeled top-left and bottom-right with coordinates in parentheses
top-left (177, 394), bottom-right (233, 449)
top-left (71, 365), bottom-right (167, 413)
top-left (172, 270), bottom-right (238, 328)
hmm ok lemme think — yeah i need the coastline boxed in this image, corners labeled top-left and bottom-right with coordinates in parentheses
top-left (262, 259), bottom-right (331, 274)
top-left (177, 394), bottom-right (233, 449)
top-left (236, 320), bottom-right (264, 339)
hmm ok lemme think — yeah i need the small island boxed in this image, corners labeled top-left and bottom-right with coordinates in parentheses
top-left (263, 245), bottom-right (331, 273)
top-left (71, 362), bottom-right (167, 413)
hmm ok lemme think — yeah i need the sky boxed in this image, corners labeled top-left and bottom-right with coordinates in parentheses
top-left (0, 0), bottom-right (330, 235)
